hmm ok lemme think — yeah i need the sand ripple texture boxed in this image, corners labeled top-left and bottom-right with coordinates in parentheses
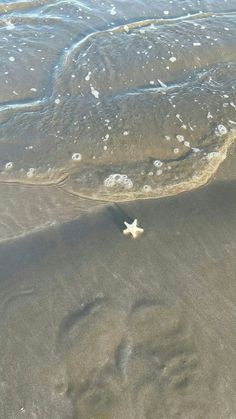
top-left (0, 0), bottom-right (236, 202)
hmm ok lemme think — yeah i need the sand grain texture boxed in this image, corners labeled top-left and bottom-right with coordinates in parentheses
top-left (0, 180), bottom-right (236, 418)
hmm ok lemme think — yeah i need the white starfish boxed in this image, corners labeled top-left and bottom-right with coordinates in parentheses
top-left (123, 219), bottom-right (144, 239)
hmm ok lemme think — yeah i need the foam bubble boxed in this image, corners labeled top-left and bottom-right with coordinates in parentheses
top-left (5, 162), bottom-right (13, 170)
top-left (143, 185), bottom-right (152, 192)
top-left (215, 124), bottom-right (228, 136)
top-left (27, 168), bottom-right (36, 178)
top-left (176, 135), bottom-right (184, 142)
top-left (72, 153), bottom-right (82, 161)
top-left (104, 174), bottom-right (133, 190)
top-left (90, 86), bottom-right (99, 99)
top-left (85, 71), bottom-right (91, 81)
top-left (153, 160), bottom-right (163, 168)
top-left (110, 6), bottom-right (117, 15)
top-left (184, 141), bottom-right (190, 147)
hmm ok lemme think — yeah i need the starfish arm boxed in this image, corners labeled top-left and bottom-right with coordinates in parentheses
top-left (137, 227), bottom-right (144, 233)
top-left (134, 228), bottom-right (144, 238)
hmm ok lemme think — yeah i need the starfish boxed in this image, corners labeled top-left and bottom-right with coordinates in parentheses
top-left (123, 219), bottom-right (144, 239)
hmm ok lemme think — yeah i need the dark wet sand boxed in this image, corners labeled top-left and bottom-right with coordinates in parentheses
top-left (0, 179), bottom-right (236, 418)
top-left (1, 0), bottom-right (236, 417)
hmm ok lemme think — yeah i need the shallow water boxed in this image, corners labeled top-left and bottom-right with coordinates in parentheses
top-left (1, 1), bottom-right (236, 418)
top-left (0, 0), bottom-right (236, 200)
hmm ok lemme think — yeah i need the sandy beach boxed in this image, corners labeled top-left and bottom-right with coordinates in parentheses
top-left (0, 0), bottom-right (236, 417)
top-left (0, 179), bottom-right (236, 418)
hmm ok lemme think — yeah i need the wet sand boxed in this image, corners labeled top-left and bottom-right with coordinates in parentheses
top-left (0, 179), bottom-right (236, 418)
top-left (1, 0), bottom-right (236, 417)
